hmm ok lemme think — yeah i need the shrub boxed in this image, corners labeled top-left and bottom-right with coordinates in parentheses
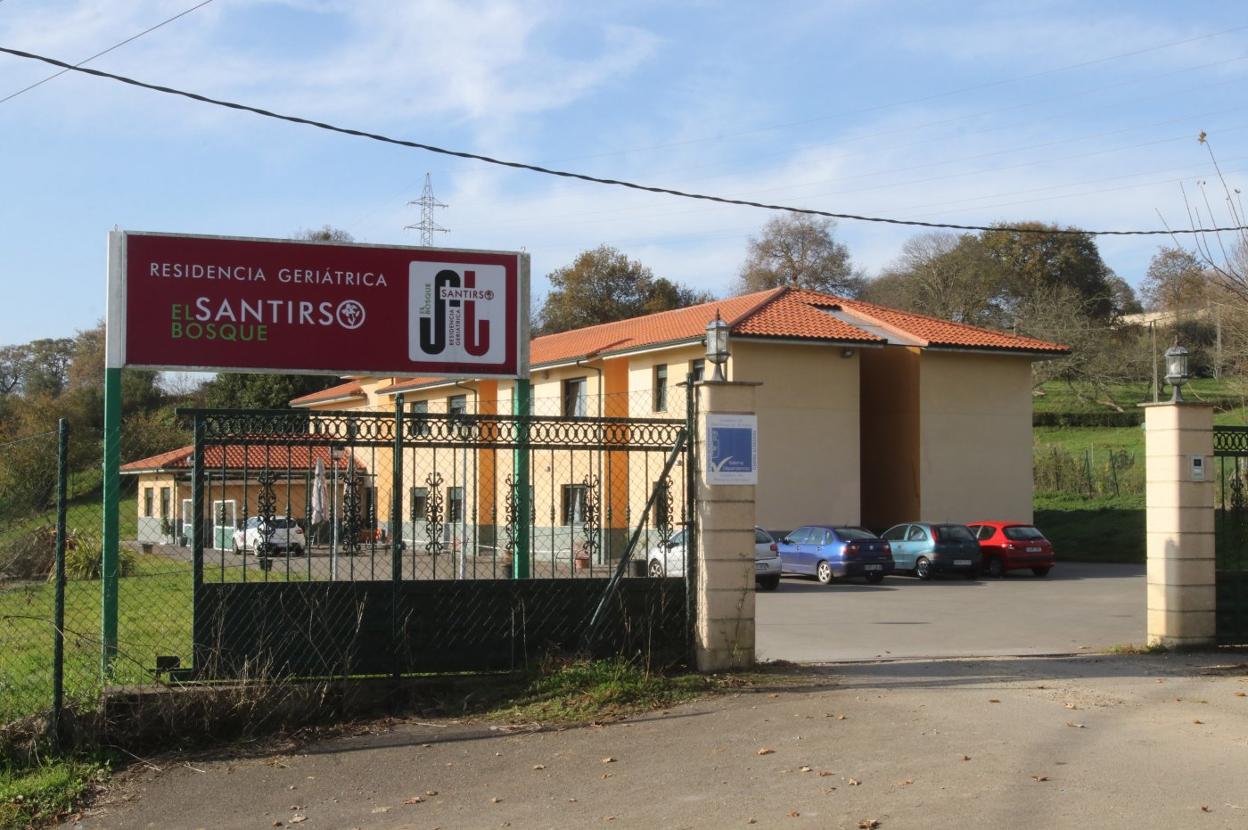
top-left (59, 535), bottom-right (134, 581)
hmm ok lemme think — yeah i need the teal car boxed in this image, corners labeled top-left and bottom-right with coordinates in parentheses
top-left (879, 522), bottom-right (981, 580)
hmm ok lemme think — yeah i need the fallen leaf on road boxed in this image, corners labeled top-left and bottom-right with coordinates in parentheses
top-left (491, 796), bottom-right (503, 803)
top-left (1031, 776), bottom-right (1050, 782)
top-left (989, 699), bottom-right (1000, 703)
top-left (426, 790), bottom-right (438, 796)
top-left (288, 816), bottom-right (307, 824)
top-left (602, 757), bottom-right (616, 764)
top-left (757, 748), bottom-right (775, 756)
top-left (858, 820), bottom-right (881, 829)
top-left (1065, 722), bottom-right (1086, 729)
top-left (747, 819), bottom-right (758, 825)
top-left (817, 771), bottom-right (835, 777)
top-left (370, 807), bottom-right (390, 814)
top-left (1201, 806), bottom-right (1211, 812)
top-left (787, 810), bottom-right (801, 818)
top-left (1063, 703), bottom-right (1078, 710)
top-left (769, 693), bottom-right (779, 698)
top-left (403, 797), bottom-right (424, 805)
top-left (602, 773), bottom-right (612, 779)
top-left (533, 764), bottom-right (546, 770)
top-left (897, 779), bottom-right (913, 786)
top-left (836, 714), bottom-right (847, 720)
top-left (1235, 692), bottom-right (1246, 697)
top-left (1194, 719), bottom-right (1205, 725)
top-left (272, 823), bottom-right (282, 828)
top-left (961, 755), bottom-right (971, 762)
top-left (799, 766), bottom-right (812, 773)
top-left (849, 778), bottom-right (861, 786)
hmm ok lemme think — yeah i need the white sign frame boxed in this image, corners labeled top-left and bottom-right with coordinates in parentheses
top-left (706, 413), bottom-right (759, 485)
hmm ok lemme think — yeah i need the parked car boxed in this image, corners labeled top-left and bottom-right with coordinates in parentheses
top-left (776, 525), bottom-right (895, 584)
top-left (879, 522), bottom-right (980, 580)
top-left (646, 526), bottom-right (782, 590)
top-left (233, 516), bottom-right (305, 555)
top-left (966, 522), bottom-right (1054, 578)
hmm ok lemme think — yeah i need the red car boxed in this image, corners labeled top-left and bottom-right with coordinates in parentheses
top-left (966, 522), bottom-right (1054, 578)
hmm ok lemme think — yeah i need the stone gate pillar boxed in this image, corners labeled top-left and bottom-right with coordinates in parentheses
top-left (1144, 402), bottom-right (1215, 648)
top-left (694, 380), bottom-right (759, 671)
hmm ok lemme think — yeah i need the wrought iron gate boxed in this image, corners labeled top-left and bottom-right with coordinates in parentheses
top-left (1214, 426), bottom-right (1248, 645)
top-left (184, 397), bottom-right (696, 679)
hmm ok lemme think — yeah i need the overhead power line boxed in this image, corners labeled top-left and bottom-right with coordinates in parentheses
top-left (0, 0), bottom-right (214, 106)
top-left (0, 44), bottom-right (1244, 239)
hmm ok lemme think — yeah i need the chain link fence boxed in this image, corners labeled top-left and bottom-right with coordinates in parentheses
top-left (1, 421), bottom-right (212, 734)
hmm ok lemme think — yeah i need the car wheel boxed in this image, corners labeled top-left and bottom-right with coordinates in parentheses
top-left (648, 559), bottom-right (665, 578)
top-left (816, 561), bottom-right (834, 585)
top-left (1032, 566), bottom-right (1051, 577)
top-left (291, 544), bottom-right (303, 556)
top-left (986, 557), bottom-right (1005, 579)
top-left (757, 575), bottom-right (781, 591)
top-left (915, 557), bottom-right (932, 581)
top-left (866, 571), bottom-right (885, 584)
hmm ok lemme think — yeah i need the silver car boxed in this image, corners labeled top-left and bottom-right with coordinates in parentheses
top-left (646, 526), bottom-right (782, 590)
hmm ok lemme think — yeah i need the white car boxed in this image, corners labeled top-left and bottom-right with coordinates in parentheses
top-left (646, 526), bottom-right (782, 590)
top-left (233, 516), bottom-right (305, 555)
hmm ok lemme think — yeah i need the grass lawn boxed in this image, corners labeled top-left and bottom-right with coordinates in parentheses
top-left (1032, 377), bottom-right (1247, 414)
top-left (0, 760), bottom-right (106, 830)
top-left (0, 540), bottom-right (330, 726)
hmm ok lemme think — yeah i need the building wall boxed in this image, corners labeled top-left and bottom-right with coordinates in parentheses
top-left (731, 340), bottom-right (861, 532)
top-left (859, 346), bottom-right (921, 531)
top-left (625, 344), bottom-right (709, 418)
top-left (918, 350), bottom-right (1035, 523)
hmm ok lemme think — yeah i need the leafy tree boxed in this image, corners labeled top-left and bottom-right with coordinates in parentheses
top-left (1140, 246), bottom-right (1208, 313)
top-left (977, 222), bottom-right (1119, 320)
top-left (737, 214), bottom-right (864, 296)
top-left (199, 373), bottom-right (337, 410)
top-left (538, 245), bottom-right (712, 334)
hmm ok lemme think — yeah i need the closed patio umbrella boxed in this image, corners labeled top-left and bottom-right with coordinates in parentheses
top-left (311, 457), bottom-right (327, 543)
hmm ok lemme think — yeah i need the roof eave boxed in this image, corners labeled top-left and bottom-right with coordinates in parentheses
top-left (921, 343), bottom-right (1071, 360)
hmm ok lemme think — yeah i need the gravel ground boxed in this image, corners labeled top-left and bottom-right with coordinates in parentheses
top-left (65, 651), bottom-right (1248, 830)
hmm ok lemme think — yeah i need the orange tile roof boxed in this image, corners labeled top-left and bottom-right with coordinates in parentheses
top-left (831, 294), bottom-right (1069, 354)
top-left (359, 286), bottom-right (1067, 399)
top-left (121, 443), bottom-right (367, 473)
top-left (289, 380), bottom-right (366, 407)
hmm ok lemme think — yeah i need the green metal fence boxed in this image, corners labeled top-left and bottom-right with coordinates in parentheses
top-left (1215, 426), bottom-right (1248, 645)
top-left (0, 384), bottom-right (699, 734)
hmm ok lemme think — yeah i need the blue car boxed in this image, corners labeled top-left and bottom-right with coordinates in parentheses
top-left (880, 522), bottom-right (982, 580)
top-left (777, 525), bottom-right (895, 584)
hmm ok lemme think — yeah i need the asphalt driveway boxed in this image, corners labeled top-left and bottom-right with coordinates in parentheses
top-left (756, 561), bottom-right (1145, 662)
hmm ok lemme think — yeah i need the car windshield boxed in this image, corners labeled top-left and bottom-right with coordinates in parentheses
top-left (835, 527), bottom-right (877, 540)
top-left (935, 524), bottom-right (976, 542)
top-left (1003, 525), bottom-right (1047, 541)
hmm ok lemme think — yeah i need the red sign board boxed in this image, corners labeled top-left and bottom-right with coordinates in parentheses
top-left (107, 231), bottom-right (529, 377)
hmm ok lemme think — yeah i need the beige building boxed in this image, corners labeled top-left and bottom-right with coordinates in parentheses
top-left (282, 287), bottom-right (1066, 538)
top-left (121, 287), bottom-right (1064, 557)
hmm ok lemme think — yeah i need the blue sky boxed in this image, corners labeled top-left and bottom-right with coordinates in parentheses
top-left (2, 0), bottom-right (1247, 346)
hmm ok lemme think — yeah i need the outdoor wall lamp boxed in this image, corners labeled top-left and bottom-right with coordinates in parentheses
top-left (705, 309), bottom-right (730, 382)
top-left (1164, 339), bottom-right (1190, 402)
top-left (841, 348), bottom-right (856, 359)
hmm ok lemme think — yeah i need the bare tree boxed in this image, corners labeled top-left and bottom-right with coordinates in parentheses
top-left (737, 214), bottom-right (863, 296)
top-left (1162, 136), bottom-right (1248, 301)
top-left (864, 232), bottom-right (1001, 325)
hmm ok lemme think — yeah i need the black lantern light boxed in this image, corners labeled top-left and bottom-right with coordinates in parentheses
top-left (1164, 339), bottom-right (1190, 402)
top-left (705, 309), bottom-right (730, 382)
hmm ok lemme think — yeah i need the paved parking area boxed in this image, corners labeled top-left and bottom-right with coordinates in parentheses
top-left (756, 561), bottom-right (1145, 662)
